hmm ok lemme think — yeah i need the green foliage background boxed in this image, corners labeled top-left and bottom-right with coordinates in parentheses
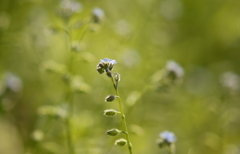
top-left (0, 0), bottom-right (240, 154)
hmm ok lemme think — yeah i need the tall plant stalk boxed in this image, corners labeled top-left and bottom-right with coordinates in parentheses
top-left (64, 22), bottom-right (75, 154)
top-left (110, 77), bottom-right (133, 154)
top-left (97, 58), bottom-right (133, 154)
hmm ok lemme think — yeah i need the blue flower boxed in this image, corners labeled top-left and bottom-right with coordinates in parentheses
top-left (100, 58), bottom-right (117, 65)
top-left (97, 58), bottom-right (117, 76)
top-left (160, 131), bottom-right (176, 143)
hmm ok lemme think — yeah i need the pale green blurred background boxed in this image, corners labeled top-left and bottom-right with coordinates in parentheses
top-left (0, 0), bottom-right (240, 154)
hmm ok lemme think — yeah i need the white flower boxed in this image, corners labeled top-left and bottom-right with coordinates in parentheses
top-left (166, 60), bottom-right (184, 79)
top-left (60, 0), bottom-right (82, 13)
top-left (5, 73), bottom-right (22, 93)
top-left (220, 71), bottom-right (240, 92)
top-left (58, 0), bottom-right (83, 18)
top-left (92, 7), bottom-right (105, 23)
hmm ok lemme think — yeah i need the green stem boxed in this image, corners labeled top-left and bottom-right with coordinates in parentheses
top-left (64, 21), bottom-right (75, 154)
top-left (78, 18), bottom-right (92, 42)
top-left (65, 115), bottom-right (74, 154)
top-left (64, 88), bottom-right (75, 154)
top-left (110, 77), bottom-right (133, 154)
top-left (63, 17), bottom-right (89, 154)
top-left (166, 146), bottom-right (172, 154)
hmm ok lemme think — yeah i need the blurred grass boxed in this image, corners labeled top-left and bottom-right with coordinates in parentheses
top-left (0, 0), bottom-right (240, 154)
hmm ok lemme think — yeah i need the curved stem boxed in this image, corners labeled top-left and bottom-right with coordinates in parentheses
top-left (110, 77), bottom-right (133, 154)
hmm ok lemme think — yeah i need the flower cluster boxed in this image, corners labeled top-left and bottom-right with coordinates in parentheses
top-left (160, 131), bottom-right (176, 143)
top-left (157, 131), bottom-right (176, 152)
top-left (57, 0), bottom-right (82, 19)
top-left (96, 58), bottom-right (117, 77)
top-left (151, 60), bottom-right (184, 91)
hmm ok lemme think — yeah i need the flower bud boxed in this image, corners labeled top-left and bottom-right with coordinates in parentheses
top-left (105, 95), bottom-right (115, 102)
top-left (165, 60), bottom-right (184, 82)
top-left (97, 63), bottom-right (104, 69)
top-left (32, 130), bottom-right (44, 142)
top-left (103, 63), bottom-right (109, 69)
top-left (156, 139), bottom-right (165, 148)
top-left (97, 67), bottom-right (104, 74)
top-left (109, 63), bottom-right (114, 71)
top-left (104, 109), bottom-right (119, 117)
top-left (106, 71), bottom-right (112, 77)
top-left (114, 138), bottom-right (127, 146)
top-left (114, 73), bottom-right (120, 82)
top-left (106, 129), bottom-right (120, 136)
top-left (92, 7), bottom-right (105, 24)
top-left (62, 73), bottom-right (71, 84)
